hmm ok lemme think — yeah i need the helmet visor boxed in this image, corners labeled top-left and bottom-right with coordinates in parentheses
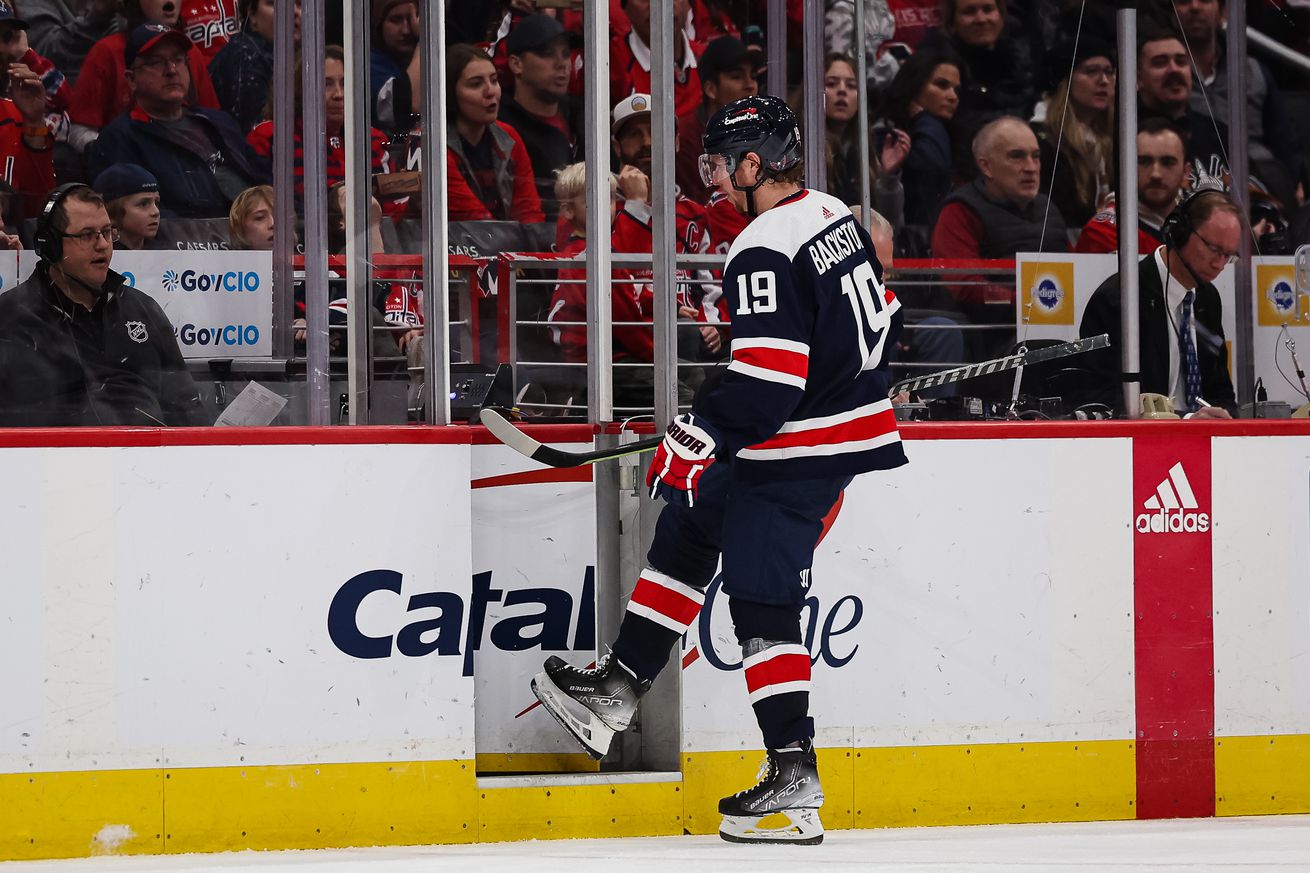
top-left (698, 153), bottom-right (736, 188)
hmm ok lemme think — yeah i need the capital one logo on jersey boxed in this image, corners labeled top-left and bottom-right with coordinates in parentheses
top-left (1135, 461), bottom-right (1210, 533)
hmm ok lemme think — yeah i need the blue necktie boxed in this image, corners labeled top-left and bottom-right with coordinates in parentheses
top-left (1179, 290), bottom-right (1202, 412)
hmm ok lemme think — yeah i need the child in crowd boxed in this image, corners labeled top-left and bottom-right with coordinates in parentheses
top-left (93, 163), bottom-right (160, 250)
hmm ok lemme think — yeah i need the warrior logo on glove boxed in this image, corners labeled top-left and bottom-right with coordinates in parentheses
top-left (646, 412), bottom-right (720, 508)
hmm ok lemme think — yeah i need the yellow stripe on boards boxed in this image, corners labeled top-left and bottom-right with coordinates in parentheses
top-left (0, 768), bottom-right (163, 861)
top-left (163, 760), bottom-right (477, 854)
top-left (1215, 735), bottom-right (1310, 816)
top-left (853, 740), bottom-right (1137, 827)
top-left (476, 779), bottom-right (683, 843)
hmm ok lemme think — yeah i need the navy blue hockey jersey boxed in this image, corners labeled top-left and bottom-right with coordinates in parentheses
top-left (697, 188), bottom-right (908, 481)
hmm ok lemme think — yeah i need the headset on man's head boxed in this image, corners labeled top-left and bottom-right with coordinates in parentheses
top-left (1161, 182), bottom-right (1231, 251)
top-left (33, 182), bottom-right (95, 263)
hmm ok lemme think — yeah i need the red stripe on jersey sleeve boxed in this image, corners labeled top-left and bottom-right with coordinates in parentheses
top-left (630, 576), bottom-right (702, 628)
top-left (731, 346), bottom-right (810, 381)
top-left (744, 651), bottom-right (811, 694)
top-left (751, 408), bottom-right (899, 451)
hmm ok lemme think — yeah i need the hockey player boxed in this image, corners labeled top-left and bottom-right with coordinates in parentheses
top-left (529, 95), bottom-right (907, 845)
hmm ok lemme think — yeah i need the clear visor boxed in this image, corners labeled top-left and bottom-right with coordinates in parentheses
top-left (697, 153), bottom-right (736, 188)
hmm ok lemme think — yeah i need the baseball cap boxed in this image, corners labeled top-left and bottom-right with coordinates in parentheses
top-left (611, 93), bottom-right (651, 135)
top-left (125, 22), bottom-right (192, 67)
top-left (697, 36), bottom-right (763, 84)
top-left (0, 0), bottom-right (29, 29)
top-left (506, 13), bottom-right (573, 55)
top-left (94, 163), bottom-right (160, 202)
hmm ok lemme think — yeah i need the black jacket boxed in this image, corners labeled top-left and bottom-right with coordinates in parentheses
top-left (497, 96), bottom-right (581, 224)
top-left (1078, 251), bottom-right (1236, 414)
top-left (0, 264), bottom-right (208, 427)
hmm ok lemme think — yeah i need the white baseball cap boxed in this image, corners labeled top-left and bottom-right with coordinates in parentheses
top-left (611, 93), bottom-right (652, 135)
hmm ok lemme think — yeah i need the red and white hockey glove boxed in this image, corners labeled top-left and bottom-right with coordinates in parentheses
top-left (646, 413), bottom-right (720, 508)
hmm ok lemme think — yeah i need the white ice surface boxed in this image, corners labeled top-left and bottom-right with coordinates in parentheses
top-left (5, 816), bottom-right (1310, 873)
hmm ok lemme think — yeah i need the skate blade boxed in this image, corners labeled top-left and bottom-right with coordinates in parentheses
top-left (719, 809), bottom-right (824, 845)
top-left (530, 671), bottom-right (615, 761)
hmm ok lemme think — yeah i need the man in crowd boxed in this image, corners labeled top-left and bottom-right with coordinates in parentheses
top-left (0, 7), bottom-right (56, 219)
top-left (89, 24), bottom-right (270, 218)
top-left (1137, 28), bottom-right (1229, 188)
top-left (1176, 0), bottom-right (1298, 199)
top-left (498, 13), bottom-right (581, 223)
top-left (677, 34), bottom-right (761, 205)
top-left (931, 116), bottom-right (1067, 323)
top-left (1079, 187), bottom-right (1237, 419)
top-left (0, 184), bottom-right (206, 426)
top-left (612, 0), bottom-right (701, 117)
top-left (1076, 118), bottom-right (1188, 254)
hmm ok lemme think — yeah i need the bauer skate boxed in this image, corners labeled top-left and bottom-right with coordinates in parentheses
top-left (718, 739), bottom-right (824, 845)
top-left (530, 654), bottom-right (649, 760)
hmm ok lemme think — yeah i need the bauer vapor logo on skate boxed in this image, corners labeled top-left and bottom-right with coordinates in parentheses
top-left (326, 567), bottom-right (596, 677)
top-left (1134, 461), bottom-right (1209, 534)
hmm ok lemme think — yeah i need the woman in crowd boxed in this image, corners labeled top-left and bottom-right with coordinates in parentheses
top-left (1031, 36), bottom-right (1115, 237)
top-left (878, 49), bottom-right (964, 229)
top-left (444, 42), bottom-right (543, 223)
top-left (246, 45), bottom-right (394, 208)
top-left (821, 52), bottom-right (910, 227)
top-left (918, 0), bottom-right (1035, 142)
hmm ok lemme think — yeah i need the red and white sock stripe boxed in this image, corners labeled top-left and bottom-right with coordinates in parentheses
top-left (743, 643), bottom-right (812, 704)
top-left (626, 569), bottom-right (705, 634)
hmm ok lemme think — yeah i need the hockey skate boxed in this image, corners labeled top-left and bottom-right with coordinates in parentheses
top-left (530, 654), bottom-right (649, 760)
top-left (718, 739), bottom-right (825, 845)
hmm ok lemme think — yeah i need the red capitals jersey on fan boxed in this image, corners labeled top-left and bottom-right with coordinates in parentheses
top-left (610, 30), bottom-right (702, 118)
top-left (182, 0), bottom-right (240, 61)
top-left (611, 195), bottom-right (722, 320)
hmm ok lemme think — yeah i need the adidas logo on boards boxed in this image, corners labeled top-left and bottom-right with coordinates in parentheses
top-left (1135, 462), bottom-right (1210, 534)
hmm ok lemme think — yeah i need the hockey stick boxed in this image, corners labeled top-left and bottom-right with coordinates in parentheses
top-left (891, 334), bottom-right (1110, 397)
top-left (479, 408), bottom-right (663, 468)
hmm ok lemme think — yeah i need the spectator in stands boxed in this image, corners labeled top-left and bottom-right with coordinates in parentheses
top-left (609, 93), bottom-right (724, 358)
top-left (94, 162), bottom-right (161, 250)
top-left (1079, 187), bottom-right (1238, 418)
top-left (1176, 0), bottom-right (1299, 208)
top-left (612, 0), bottom-right (701, 117)
top-left (931, 116), bottom-right (1067, 322)
top-left (89, 25), bottom-right (270, 218)
top-left (0, 2), bottom-right (73, 132)
top-left (1031, 35), bottom-right (1115, 238)
top-left (0, 38), bottom-right (55, 218)
top-left (0, 184), bottom-right (207, 426)
top-left (887, 0), bottom-right (942, 48)
top-left (370, 0), bottom-right (417, 126)
top-left (22, 0), bottom-right (118, 88)
top-left (497, 14), bottom-right (580, 224)
top-left (1136, 28), bottom-right (1229, 188)
top-left (227, 183), bottom-right (272, 248)
top-left (877, 48), bottom-right (963, 230)
top-left (823, 51), bottom-right (910, 224)
top-left (231, 186), bottom-right (281, 263)
top-left (918, 0), bottom-right (1037, 140)
top-left (445, 42), bottom-right (543, 223)
top-left (246, 45), bottom-right (392, 205)
top-left (1075, 118), bottom-right (1185, 255)
top-left (69, 1), bottom-right (221, 154)
top-left (209, 0), bottom-right (300, 134)
top-left (676, 35), bottom-right (760, 205)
